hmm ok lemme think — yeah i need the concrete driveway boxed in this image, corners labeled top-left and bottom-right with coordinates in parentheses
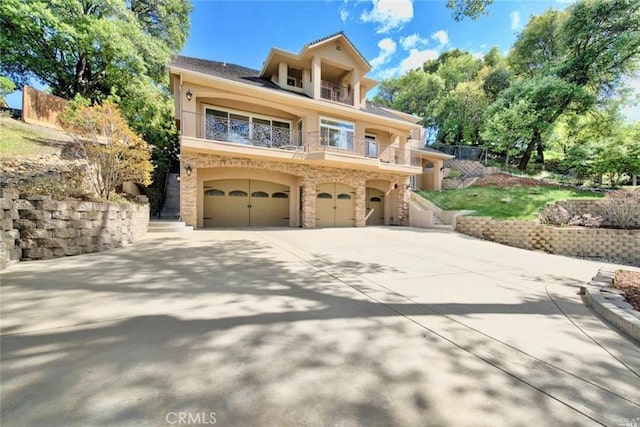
top-left (1, 227), bottom-right (639, 426)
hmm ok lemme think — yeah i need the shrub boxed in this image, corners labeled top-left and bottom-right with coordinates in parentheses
top-left (16, 167), bottom-right (92, 200)
top-left (60, 99), bottom-right (153, 200)
top-left (598, 190), bottom-right (640, 229)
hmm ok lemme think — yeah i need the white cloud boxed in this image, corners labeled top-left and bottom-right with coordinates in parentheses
top-left (361, 0), bottom-right (414, 34)
top-left (400, 48), bottom-right (438, 73)
top-left (431, 30), bottom-right (449, 47)
top-left (340, 8), bottom-right (349, 23)
top-left (510, 11), bottom-right (521, 30)
top-left (370, 37), bottom-right (397, 69)
top-left (400, 33), bottom-right (428, 50)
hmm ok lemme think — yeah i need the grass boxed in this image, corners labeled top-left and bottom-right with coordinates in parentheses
top-left (416, 186), bottom-right (604, 220)
top-left (0, 117), bottom-right (59, 158)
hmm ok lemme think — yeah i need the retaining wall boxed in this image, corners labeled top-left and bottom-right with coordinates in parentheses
top-left (455, 216), bottom-right (640, 267)
top-left (0, 189), bottom-right (149, 269)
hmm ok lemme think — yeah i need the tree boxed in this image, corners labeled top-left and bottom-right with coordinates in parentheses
top-left (447, 0), bottom-right (493, 21)
top-left (60, 99), bottom-right (153, 200)
top-left (0, 76), bottom-right (15, 108)
top-left (0, 0), bottom-right (191, 101)
top-left (504, 0), bottom-right (640, 170)
top-left (481, 99), bottom-right (537, 168)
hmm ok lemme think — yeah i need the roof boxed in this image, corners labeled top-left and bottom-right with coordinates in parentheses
top-left (170, 55), bottom-right (414, 124)
top-left (170, 55), bottom-right (307, 96)
top-left (304, 31), bottom-right (371, 69)
top-left (414, 146), bottom-right (455, 159)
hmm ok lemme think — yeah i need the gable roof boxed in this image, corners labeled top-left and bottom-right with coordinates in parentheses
top-left (303, 31), bottom-right (371, 69)
top-left (170, 55), bottom-right (415, 124)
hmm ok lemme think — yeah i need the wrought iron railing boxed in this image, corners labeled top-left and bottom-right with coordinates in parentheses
top-left (320, 81), bottom-right (353, 105)
top-left (182, 111), bottom-right (303, 150)
top-left (181, 111), bottom-right (421, 167)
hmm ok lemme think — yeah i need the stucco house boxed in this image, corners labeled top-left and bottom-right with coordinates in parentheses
top-left (169, 32), bottom-right (451, 228)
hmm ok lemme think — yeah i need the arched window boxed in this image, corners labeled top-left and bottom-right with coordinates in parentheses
top-left (205, 189), bottom-right (225, 196)
top-left (229, 190), bottom-right (248, 197)
top-left (369, 197), bottom-right (382, 202)
top-left (272, 192), bottom-right (289, 199)
top-left (317, 193), bottom-right (332, 199)
top-left (251, 191), bottom-right (269, 198)
top-left (337, 194), bottom-right (351, 200)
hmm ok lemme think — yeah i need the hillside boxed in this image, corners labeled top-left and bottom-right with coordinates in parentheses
top-left (0, 117), bottom-right (81, 184)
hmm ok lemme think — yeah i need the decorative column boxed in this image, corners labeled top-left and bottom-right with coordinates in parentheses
top-left (311, 56), bottom-right (321, 99)
top-left (354, 182), bottom-right (366, 227)
top-left (301, 180), bottom-right (317, 228)
top-left (397, 177), bottom-right (411, 226)
top-left (278, 62), bottom-right (288, 87)
top-left (180, 158), bottom-right (197, 227)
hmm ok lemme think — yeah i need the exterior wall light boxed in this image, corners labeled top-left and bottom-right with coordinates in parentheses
top-left (185, 165), bottom-right (192, 176)
top-left (186, 89), bottom-right (193, 101)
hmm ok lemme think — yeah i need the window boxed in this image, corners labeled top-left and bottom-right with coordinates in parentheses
top-left (272, 192), bottom-right (289, 199)
top-left (320, 118), bottom-right (354, 151)
top-left (205, 107), bottom-right (291, 148)
top-left (337, 194), bottom-right (351, 200)
top-left (365, 135), bottom-right (377, 158)
top-left (317, 193), bottom-right (332, 199)
top-left (229, 190), bottom-right (248, 197)
top-left (251, 191), bottom-right (269, 198)
top-left (205, 189), bottom-right (225, 196)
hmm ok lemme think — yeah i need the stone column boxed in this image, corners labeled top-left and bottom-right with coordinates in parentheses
top-left (180, 162), bottom-right (197, 227)
top-left (397, 177), bottom-right (411, 226)
top-left (354, 182), bottom-right (366, 227)
top-left (301, 180), bottom-right (317, 228)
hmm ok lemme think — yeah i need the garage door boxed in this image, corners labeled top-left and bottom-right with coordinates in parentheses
top-left (203, 179), bottom-right (290, 227)
top-left (366, 188), bottom-right (385, 226)
top-left (316, 183), bottom-right (355, 227)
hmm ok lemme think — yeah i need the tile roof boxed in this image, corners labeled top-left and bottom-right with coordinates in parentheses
top-left (304, 31), bottom-right (371, 68)
top-left (170, 55), bottom-right (413, 123)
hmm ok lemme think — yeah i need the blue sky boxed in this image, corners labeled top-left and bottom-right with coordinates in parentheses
top-left (5, 0), bottom-right (638, 120)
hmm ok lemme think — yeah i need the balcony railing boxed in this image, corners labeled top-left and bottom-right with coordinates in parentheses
top-left (181, 112), bottom-right (421, 167)
top-left (320, 81), bottom-right (353, 106)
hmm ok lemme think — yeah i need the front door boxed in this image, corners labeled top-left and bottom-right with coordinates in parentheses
top-left (366, 188), bottom-right (385, 225)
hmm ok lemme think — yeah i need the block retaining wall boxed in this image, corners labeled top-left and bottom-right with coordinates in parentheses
top-left (0, 189), bottom-right (149, 269)
top-left (455, 216), bottom-right (640, 267)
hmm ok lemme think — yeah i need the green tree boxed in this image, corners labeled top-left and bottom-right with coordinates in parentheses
top-left (0, 76), bottom-right (15, 108)
top-left (0, 0), bottom-right (191, 100)
top-left (503, 0), bottom-right (640, 170)
top-left (447, 0), bottom-right (493, 21)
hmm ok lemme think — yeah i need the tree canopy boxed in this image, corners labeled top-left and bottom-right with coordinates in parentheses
top-left (0, 0), bottom-right (191, 100)
top-left (375, 0), bottom-right (640, 177)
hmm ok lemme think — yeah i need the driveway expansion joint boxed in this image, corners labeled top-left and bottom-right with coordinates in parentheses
top-left (582, 269), bottom-right (640, 343)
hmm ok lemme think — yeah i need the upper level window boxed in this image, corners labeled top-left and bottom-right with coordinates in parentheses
top-left (320, 118), bottom-right (354, 151)
top-left (365, 134), bottom-right (377, 158)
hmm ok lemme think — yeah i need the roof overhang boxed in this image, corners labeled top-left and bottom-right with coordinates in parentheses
top-left (170, 65), bottom-right (418, 131)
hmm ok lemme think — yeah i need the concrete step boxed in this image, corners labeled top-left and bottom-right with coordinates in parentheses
top-left (148, 220), bottom-right (193, 232)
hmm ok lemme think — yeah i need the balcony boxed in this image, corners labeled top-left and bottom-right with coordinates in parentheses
top-left (180, 112), bottom-right (421, 170)
top-left (320, 81), bottom-right (353, 106)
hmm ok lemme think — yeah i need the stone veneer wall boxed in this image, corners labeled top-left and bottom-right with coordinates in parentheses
top-left (0, 188), bottom-right (149, 269)
top-left (455, 216), bottom-right (640, 267)
top-left (180, 152), bottom-right (411, 228)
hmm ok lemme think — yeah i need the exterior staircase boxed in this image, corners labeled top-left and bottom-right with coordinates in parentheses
top-left (160, 173), bottom-right (180, 219)
top-left (148, 220), bottom-right (193, 233)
